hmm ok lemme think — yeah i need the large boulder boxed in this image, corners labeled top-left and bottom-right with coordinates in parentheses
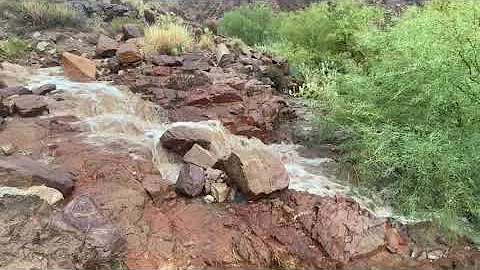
top-left (176, 163), bottom-right (205, 197)
top-left (223, 145), bottom-right (289, 197)
top-left (96, 34), bottom-right (119, 58)
top-left (117, 42), bottom-right (143, 64)
top-left (0, 155), bottom-right (74, 195)
top-left (61, 52), bottom-right (96, 82)
top-left (13, 95), bottom-right (49, 117)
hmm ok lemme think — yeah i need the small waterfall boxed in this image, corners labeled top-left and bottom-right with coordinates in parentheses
top-left (26, 67), bottom-right (397, 218)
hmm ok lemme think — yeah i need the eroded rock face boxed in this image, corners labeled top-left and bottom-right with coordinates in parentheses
top-left (61, 52), bottom-right (96, 82)
top-left (224, 145), bottom-right (289, 197)
top-left (0, 194), bottom-right (124, 269)
top-left (0, 155), bottom-right (73, 195)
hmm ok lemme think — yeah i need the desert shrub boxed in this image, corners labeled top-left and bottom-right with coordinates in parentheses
top-left (0, 38), bottom-right (29, 61)
top-left (108, 17), bottom-right (143, 35)
top-left (328, 1), bottom-right (480, 230)
top-left (144, 22), bottom-right (193, 56)
top-left (218, 3), bottom-right (275, 46)
top-left (197, 29), bottom-right (214, 51)
top-left (3, 1), bottom-right (83, 29)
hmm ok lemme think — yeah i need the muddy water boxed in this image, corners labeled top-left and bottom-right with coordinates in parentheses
top-left (27, 67), bottom-right (395, 217)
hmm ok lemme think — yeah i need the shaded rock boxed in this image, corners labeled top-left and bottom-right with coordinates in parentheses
top-left (160, 125), bottom-right (227, 156)
top-left (103, 3), bottom-right (133, 20)
top-left (144, 8), bottom-right (156, 24)
top-left (152, 54), bottom-right (183, 67)
top-left (176, 163), bottom-right (205, 197)
top-left (0, 86), bottom-right (32, 98)
top-left (0, 155), bottom-right (73, 195)
top-left (183, 143), bottom-right (218, 168)
top-left (96, 34), bottom-right (119, 58)
top-left (211, 182), bottom-right (229, 203)
top-left (1, 143), bottom-right (17, 155)
top-left (224, 145), bottom-right (289, 197)
top-left (122, 24), bottom-right (142, 40)
top-left (13, 95), bottom-right (49, 117)
top-left (61, 52), bottom-right (96, 82)
top-left (117, 42), bottom-right (143, 64)
top-left (31, 83), bottom-right (56, 95)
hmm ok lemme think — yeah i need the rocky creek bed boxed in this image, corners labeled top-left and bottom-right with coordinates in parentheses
top-left (0, 2), bottom-right (478, 269)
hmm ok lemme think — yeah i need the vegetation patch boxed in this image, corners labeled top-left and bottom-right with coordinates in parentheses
top-left (0, 38), bottom-right (29, 61)
top-left (220, 0), bottom-right (480, 238)
top-left (2, 1), bottom-right (83, 29)
top-left (144, 22), bottom-right (193, 56)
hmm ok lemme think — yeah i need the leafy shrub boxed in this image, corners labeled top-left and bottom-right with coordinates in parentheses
top-left (329, 1), bottom-right (480, 230)
top-left (218, 3), bottom-right (275, 46)
top-left (3, 1), bottom-right (83, 29)
top-left (144, 22), bottom-right (193, 56)
top-left (0, 38), bottom-right (29, 61)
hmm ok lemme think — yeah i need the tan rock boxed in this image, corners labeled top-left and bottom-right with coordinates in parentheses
top-left (211, 182), bottom-right (229, 203)
top-left (117, 42), bottom-right (143, 64)
top-left (61, 52), bottom-right (96, 82)
top-left (183, 144), bottom-right (218, 169)
top-left (223, 145), bottom-right (289, 197)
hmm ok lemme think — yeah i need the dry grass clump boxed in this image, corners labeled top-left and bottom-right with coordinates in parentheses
top-left (144, 22), bottom-right (193, 56)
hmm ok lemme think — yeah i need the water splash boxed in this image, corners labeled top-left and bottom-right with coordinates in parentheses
top-left (26, 68), bottom-right (396, 218)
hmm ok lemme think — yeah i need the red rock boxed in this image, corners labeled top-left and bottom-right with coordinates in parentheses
top-left (184, 85), bottom-right (243, 106)
top-left (117, 42), bottom-right (143, 64)
top-left (96, 34), bottom-right (119, 58)
top-left (159, 125), bottom-right (224, 155)
top-left (183, 143), bottom-right (218, 168)
top-left (152, 66), bottom-right (172, 76)
top-left (152, 55), bottom-right (183, 67)
top-left (61, 52), bottom-right (96, 82)
top-left (223, 145), bottom-right (289, 198)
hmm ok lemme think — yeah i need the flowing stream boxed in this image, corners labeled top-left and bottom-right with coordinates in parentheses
top-left (27, 67), bottom-right (395, 218)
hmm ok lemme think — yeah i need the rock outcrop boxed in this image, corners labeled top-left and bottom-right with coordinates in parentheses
top-left (0, 155), bottom-right (73, 195)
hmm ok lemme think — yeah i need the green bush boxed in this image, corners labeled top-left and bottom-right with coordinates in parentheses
top-left (0, 38), bottom-right (29, 61)
top-left (329, 1), bottom-right (480, 230)
top-left (218, 3), bottom-right (275, 46)
top-left (3, 1), bottom-right (83, 29)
